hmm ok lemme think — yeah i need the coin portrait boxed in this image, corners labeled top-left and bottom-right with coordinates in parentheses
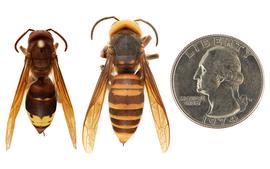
top-left (171, 35), bottom-right (263, 128)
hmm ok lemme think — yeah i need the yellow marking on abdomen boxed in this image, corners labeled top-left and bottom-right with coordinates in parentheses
top-left (114, 74), bottom-right (141, 80)
top-left (27, 112), bottom-right (54, 127)
top-left (112, 123), bottom-right (138, 129)
top-left (115, 132), bottom-right (133, 143)
top-left (109, 102), bottom-right (144, 110)
top-left (110, 114), bottom-right (141, 120)
top-left (112, 89), bottom-right (142, 96)
top-left (111, 84), bottom-right (143, 89)
top-left (32, 97), bottom-right (55, 101)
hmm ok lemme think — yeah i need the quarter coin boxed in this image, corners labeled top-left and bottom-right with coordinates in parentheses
top-left (171, 34), bottom-right (263, 128)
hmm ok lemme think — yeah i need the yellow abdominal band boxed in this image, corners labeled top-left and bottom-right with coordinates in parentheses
top-left (27, 112), bottom-right (54, 127)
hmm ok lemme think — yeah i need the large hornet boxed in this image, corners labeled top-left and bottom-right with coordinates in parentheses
top-left (6, 29), bottom-right (76, 150)
top-left (82, 16), bottom-right (170, 152)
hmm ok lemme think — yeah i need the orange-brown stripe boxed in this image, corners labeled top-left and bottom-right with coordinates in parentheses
top-left (115, 132), bottom-right (133, 143)
top-left (109, 93), bottom-right (144, 104)
top-left (109, 102), bottom-right (144, 110)
top-left (111, 89), bottom-right (143, 96)
top-left (113, 126), bottom-right (137, 133)
top-left (112, 123), bottom-right (138, 129)
top-left (109, 108), bottom-right (143, 116)
top-left (114, 74), bottom-right (140, 80)
top-left (110, 114), bottom-right (141, 120)
top-left (111, 118), bottom-right (140, 126)
top-left (111, 84), bottom-right (144, 89)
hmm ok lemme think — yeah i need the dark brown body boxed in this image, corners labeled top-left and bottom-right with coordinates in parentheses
top-left (6, 29), bottom-right (77, 149)
top-left (108, 30), bottom-right (144, 143)
top-left (25, 31), bottom-right (57, 133)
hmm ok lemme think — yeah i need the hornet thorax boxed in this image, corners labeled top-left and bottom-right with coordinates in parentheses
top-left (110, 29), bottom-right (141, 74)
top-left (28, 31), bottom-right (55, 78)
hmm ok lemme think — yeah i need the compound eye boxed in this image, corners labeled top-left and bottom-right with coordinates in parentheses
top-left (37, 39), bottom-right (45, 48)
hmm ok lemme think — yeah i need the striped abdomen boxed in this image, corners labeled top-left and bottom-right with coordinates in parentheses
top-left (26, 78), bottom-right (56, 134)
top-left (109, 74), bottom-right (144, 144)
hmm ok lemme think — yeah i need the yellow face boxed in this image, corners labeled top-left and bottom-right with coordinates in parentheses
top-left (109, 20), bottom-right (142, 37)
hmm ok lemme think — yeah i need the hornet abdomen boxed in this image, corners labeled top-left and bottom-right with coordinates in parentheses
top-left (109, 74), bottom-right (144, 144)
top-left (26, 78), bottom-right (56, 133)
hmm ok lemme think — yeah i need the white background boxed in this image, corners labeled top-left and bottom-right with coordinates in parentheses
top-left (0, 0), bottom-right (269, 168)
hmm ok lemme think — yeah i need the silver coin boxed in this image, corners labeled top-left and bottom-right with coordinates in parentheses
top-left (171, 34), bottom-right (263, 128)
